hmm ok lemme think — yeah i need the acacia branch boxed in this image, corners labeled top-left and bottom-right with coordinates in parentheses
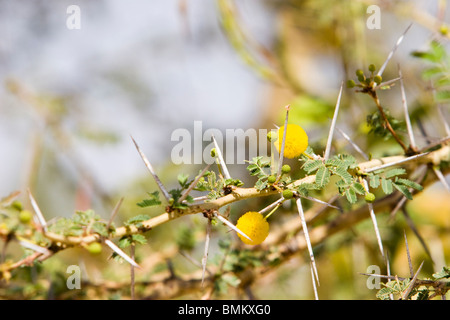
top-left (1, 144), bottom-right (448, 278)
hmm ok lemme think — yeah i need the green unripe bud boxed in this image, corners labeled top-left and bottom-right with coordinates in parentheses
top-left (357, 74), bottom-right (365, 83)
top-left (267, 131), bottom-right (278, 142)
top-left (365, 192), bottom-right (376, 203)
top-left (374, 75), bottom-right (382, 85)
top-left (87, 242), bottom-right (103, 255)
top-left (12, 201), bottom-right (23, 211)
top-left (368, 64), bottom-right (376, 72)
top-left (282, 189), bottom-right (294, 199)
top-left (355, 69), bottom-right (364, 77)
top-left (267, 175), bottom-right (277, 184)
top-left (19, 210), bottom-right (32, 224)
top-left (210, 148), bottom-right (216, 157)
top-left (347, 79), bottom-right (356, 88)
top-left (281, 164), bottom-right (291, 174)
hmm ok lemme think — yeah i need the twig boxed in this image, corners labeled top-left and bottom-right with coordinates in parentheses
top-left (369, 91), bottom-right (409, 153)
top-left (324, 81), bottom-right (344, 161)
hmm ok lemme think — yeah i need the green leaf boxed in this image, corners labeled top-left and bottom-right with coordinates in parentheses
top-left (435, 90), bottom-right (450, 102)
top-left (325, 158), bottom-right (344, 167)
top-left (334, 166), bottom-right (354, 184)
top-left (118, 236), bottom-right (132, 249)
top-left (177, 173), bottom-right (189, 189)
top-left (224, 178), bottom-right (244, 187)
top-left (125, 214), bottom-right (151, 226)
top-left (222, 274), bottom-right (241, 287)
top-left (393, 182), bottom-right (413, 200)
top-left (92, 222), bottom-right (108, 237)
top-left (369, 174), bottom-right (380, 189)
top-left (255, 178), bottom-right (268, 191)
top-left (384, 168), bottom-right (406, 179)
top-left (303, 160), bottom-right (323, 173)
top-left (432, 266), bottom-right (450, 279)
top-left (131, 234), bottom-right (147, 245)
top-left (344, 188), bottom-right (357, 204)
top-left (351, 182), bottom-right (366, 195)
top-left (315, 166), bottom-right (331, 187)
top-left (422, 66), bottom-right (444, 80)
top-left (396, 178), bottom-right (424, 191)
top-left (176, 226), bottom-right (196, 251)
top-left (381, 178), bottom-right (393, 195)
top-left (137, 191), bottom-right (161, 208)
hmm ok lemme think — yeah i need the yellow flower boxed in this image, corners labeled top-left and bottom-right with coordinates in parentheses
top-left (236, 211), bottom-right (269, 245)
top-left (275, 124), bottom-right (308, 159)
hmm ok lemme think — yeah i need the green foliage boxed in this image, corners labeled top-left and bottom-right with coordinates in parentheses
top-left (366, 108), bottom-right (405, 141)
top-left (376, 278), bottom-right (412, 300)
top-left (301, 151), bottom-right (363, 203)
top-left (412, 40), bottom-right (450, 103)
top-left (136, 191), bottom-right (161, 208)
top-left (49, 209), bottom-right (108, 237)
top-left (176, 225), bottom-right (196, 251)
top-left (118, 234), bottom-right (147, 249)
top-left (124, 214), bottom-right (151, 228)
top-left (246, 156), bottom-right (272, 191)
top-left (433, 266), bottom-right (450, 280)
top-left (366, 168), bottom-right (423, 200)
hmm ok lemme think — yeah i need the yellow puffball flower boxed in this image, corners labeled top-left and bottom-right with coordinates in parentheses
top-left (275, 124), bottom-right (308, 159)
top-left (236, 211), bottom-right (269, 245)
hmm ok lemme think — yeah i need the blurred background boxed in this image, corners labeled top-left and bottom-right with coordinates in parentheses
top-left (0, 0), bottom-right (449, 299)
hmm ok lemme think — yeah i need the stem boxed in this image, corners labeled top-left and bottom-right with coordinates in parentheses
top-left (370, 91), bottom-right (409, 153)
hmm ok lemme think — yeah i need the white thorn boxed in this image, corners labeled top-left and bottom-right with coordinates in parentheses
top-left (324, 81), bottom-right (344, 161)
top-left (212, 135), bottom-right (231, 180)
top-left (398, 65), bottom-right (417, 149)
top-left (131, 136), bottom-right (171, 203)
top-left (105, 239), bottom-right (141, 269)
top-left (27, 189), bottom-right (47, 232)
top-left (362, 179), bottom-right (385, 259)
top-left (296, 197), bottom-right (319, 286)
top-left (214, 212), bottom-right (252, 242)
top-left (378, 23), bottom-right (413, 77)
